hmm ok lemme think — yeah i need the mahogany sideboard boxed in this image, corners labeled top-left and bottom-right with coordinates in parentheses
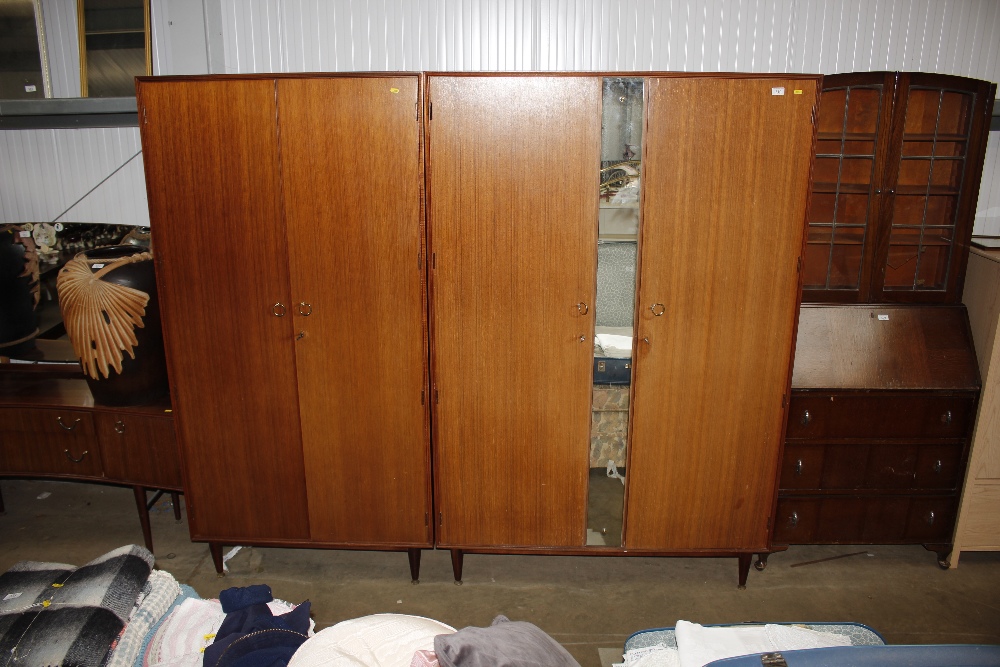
top-left (0, 373), bottom-right (183, 553)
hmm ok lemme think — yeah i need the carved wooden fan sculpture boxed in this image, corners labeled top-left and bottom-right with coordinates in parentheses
top-left (57, 251), bottom-right (153, 380)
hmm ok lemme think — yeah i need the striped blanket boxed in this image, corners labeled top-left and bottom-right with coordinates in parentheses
top-left (0, 545), bottom-right (154, 667)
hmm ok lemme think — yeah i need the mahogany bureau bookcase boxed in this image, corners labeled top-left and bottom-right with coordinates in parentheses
top-left (766, 72), bottom-right (995, 570)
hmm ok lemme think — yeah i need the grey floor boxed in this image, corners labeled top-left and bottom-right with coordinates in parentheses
top-left (1, 478), bottom-right (999, 667)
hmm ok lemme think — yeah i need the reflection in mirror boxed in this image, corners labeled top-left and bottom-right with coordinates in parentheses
top-left (0, 0), bottom-right (47, 99)
top-left (587, 77), bottom-right (642, 548)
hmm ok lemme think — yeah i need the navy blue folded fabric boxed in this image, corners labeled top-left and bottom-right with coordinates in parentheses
top-left (220, 584), bottom-right (275, 613)
top-left (204, 586), bottom-right (311, 667)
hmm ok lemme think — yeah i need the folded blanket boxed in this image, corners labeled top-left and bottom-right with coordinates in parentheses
top-left (0, 545), bottom-right (154, 667)
top-left (105, 570), bottom-right (183, 667)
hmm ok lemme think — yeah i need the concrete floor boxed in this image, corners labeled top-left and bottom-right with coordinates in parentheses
top-left (1, 478), bottom-right (999, 667)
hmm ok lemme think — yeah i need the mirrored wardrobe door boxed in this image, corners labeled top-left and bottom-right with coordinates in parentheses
top-left (586, 77), bottom-right (643, 548)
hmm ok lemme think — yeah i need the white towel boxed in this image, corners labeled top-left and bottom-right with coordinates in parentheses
top-left (675, 620), bottom-right (852, 667)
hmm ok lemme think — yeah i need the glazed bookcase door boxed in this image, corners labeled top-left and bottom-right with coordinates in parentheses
top-left (625, 76), bottom-right (818, 551)
top-left (428, 75), bottom-right (600, 548)
top-left (277, 76), bottom-right (432, 546)
top-left (870, 73), bottom-right (995, 303)
top-left (803, 73), bottom-right (894, 303)
top-left (137, 79), bottom-right (310, 541)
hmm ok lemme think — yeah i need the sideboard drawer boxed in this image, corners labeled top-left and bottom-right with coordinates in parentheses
top-left (96, 413), bottom-right (182, 488)
top-left (787, 394), bottom-right (975, 440)
top-left (0, 408), bottom-right (102, 477)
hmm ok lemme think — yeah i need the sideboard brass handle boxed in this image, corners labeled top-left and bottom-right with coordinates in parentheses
top-left (57, 417), bottom-right (81, 431)
top-left (650, 303), bottom-right (666, 317)
top-left (272, 303), bottom-right (287, 317)
top-left (114, 420), bottom-right (126, 435)
top-left (64, 449), bottom-right (89, 463)
top-left (298, 302), bottom-right (313, 316)
top-left (576, 302), bottom-right (589, 315)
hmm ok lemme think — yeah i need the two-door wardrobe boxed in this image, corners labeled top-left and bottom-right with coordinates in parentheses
top-left (425, 73), bottom-right (820, 587)
top-left (136, 74), bottom-right (433, 578)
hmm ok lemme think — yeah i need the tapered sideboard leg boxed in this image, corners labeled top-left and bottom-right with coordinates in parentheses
top-left (407, 548), bottom-right (421, 583)
top-left (450, 549), bottom-right (464, 585)
top-left (209, 543), bottom-right (225, 576)
top-left (132, 486), bottom-right (154, 552)
top-left (170, 492), bottom-right (182, 521)
top-left (737, 553), bottom-right (752, 589)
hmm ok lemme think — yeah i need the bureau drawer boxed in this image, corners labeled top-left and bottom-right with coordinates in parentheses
top-left (781, 443), bottom-right (964, 491)
top-left (0, 408), bottom-right (102, 477)
top-left (773, 496), bottom-right (957, 544)
top-left (787, 394), bottom-right (975, 440)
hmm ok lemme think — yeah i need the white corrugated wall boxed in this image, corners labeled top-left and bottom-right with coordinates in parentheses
top-left (1, 0), bottom-right (998, 233)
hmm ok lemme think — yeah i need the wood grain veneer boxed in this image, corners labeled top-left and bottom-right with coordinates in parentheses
top-left (137, 79), bottom-right (310, 541)
top-left (277, 76), bottom-right (431, 545)
top-left (625, 76), bottom-right (819, 551)
top-left (791, 305), bottom-right (980, 390)
top-left (427, 75), bottom-right (600, 548)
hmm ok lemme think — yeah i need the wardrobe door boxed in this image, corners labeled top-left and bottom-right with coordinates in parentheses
top-left (277, 76), bottom-right (432, 545)
top-left (428, 75), bottom-right (600, 547)
top-left (625, 76), bottom-right (818, 551)
top-left (138, 79), bottom-right (310, 541)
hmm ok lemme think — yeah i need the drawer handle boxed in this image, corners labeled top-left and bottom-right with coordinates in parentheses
top-left (64, 449), bottom-right (89, 463)
top-left (933, 460), bottom-right (942, 474)
top-left (650, 303), bottom-right (666, 317)
top-left (941, 410), bottom-right (952, 424)
top-left (272, 302), bottom-right (286, 317)
top-left (795, 459), bottom-right (803, 475)
top-left (576, 302), bottom-right (589, 315)
top-left (788, 511), bottom-right (799, 528)
top-left (114, 420), bottom-right (126, 435)
top-left (926, 511), bottom-right (935, 525)
top-left (57, 417), bottom-right (81, 431)
top-left (800, 410), bottom-right (811, 425)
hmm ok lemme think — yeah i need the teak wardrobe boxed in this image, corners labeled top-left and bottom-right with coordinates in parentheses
top-left (137, 72), bottom-right (820, 587)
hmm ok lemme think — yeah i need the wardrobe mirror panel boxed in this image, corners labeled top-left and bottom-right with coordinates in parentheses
top-left (588, 77), bottom-right (642, 547)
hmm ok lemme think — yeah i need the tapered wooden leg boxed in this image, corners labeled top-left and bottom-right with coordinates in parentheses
top-left (407, 548), bottom-right (421, 583)
top-left (170, 492), bottom-right (181, 520)
top-left (450, 549), bottom-right (464, 585)
top-left (209, 542), bottom-right (225, 576)
top-left (737, 553), bottom-right (752, 589)
top-left (132, 486), bottom-right (154, 552)
top-left (754, 553), bottom-right (770, 571)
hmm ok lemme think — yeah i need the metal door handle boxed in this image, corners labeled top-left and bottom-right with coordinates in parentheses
top-left (795, 459), bottom-right (803, 475)
top-left (57, 417), bottom-right (81, 431)
top-left (941, 410), bottom-right (952, 424)
top-left (64, 449), bottom-right (89, 463)
top-left (114, 420), bottom-right (126, 434)
top-left (272, 303), bottom-right (287, 317)
top-left (576, 302), bottom-right (589, 315)
top-left (933, 460), bottom-right (943, 474)
top-left (649, 303), bottom-right (665, 316)
top-left (788, 511), bottom-right (799, 528)
top-left (926, 511), bottom-right (936, 525)
top-left (298, 302), bottom-right (312, 316)
top-left (801, 410), bottom-right (811, 425)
